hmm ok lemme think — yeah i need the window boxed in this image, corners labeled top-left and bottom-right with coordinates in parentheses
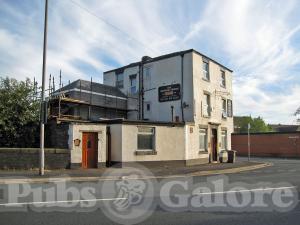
top-left (203, 93), bottom-right (211, 117)
top-left (146, 103), bottom-right (150, 111)
top-left (227, 99), bottom-right (233, 117)
top-left (137, 127), bottom-right (155, 150)
top-left (144, 67), bottom-right (151, 90)
top-left (129, 74), bottom-right (137, 94)
top-left (221, 130), bottom-right (227, 150)
top-left (199, 128), bottom-right (208, 151)
top-left (116, 72), bottom-right (124, 89)
top-left (202, 60), bottom-right (210, 80)
top-left (222, 99), bottom-right (227, 118)
top-left (221, 70), bottom-right (226, 87)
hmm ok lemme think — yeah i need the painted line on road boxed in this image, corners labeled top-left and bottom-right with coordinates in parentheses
top-left (0, 163), bottom-right (272, 184)
top-left (196, 186), bottom-right (297, 196)
top-left (0, 197), bottom-right (127, 207)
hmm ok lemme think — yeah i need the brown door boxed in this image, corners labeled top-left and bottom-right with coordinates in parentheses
top-left (211, 129), bottom-right (218, 162)
top-left (82, 132), bottom-right (98, 168)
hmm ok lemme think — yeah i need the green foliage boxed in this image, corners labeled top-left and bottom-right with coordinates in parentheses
top-left (234, 116), bottom-right (273, 133)
top-left (0, 77), bottom-right (40, 147)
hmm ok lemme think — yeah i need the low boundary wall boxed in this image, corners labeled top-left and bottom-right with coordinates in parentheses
top-left (0, 148), bottom-right (70, 169)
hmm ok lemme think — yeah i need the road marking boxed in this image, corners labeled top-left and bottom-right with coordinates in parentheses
top-left (197, 186), bottom-right (297, 195)
top-left (0, 197), bottom-right (127, 207)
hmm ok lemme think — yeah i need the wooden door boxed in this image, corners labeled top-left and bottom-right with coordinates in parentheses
top-left (211, 129), bottom-right (218, 162)
top-left (82, 132), bottom-right (98, 168)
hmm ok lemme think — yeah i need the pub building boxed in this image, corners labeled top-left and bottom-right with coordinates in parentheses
top-left (47, 49), bottom-right (234, 168)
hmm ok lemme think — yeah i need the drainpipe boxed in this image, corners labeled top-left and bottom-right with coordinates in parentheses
top-left (138, 61), bottom-right (145, 120)
top-left (141, 64), bottom-right (145, 120)
top-left (180, 54), bottom-right (185, 122)
top-left (106, 126), bottom-right (111, 167)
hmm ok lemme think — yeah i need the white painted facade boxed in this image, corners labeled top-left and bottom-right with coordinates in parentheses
top-left (68, 124), bottom-right (107, 166)
top-left (103, 50), bottom-right (234, 163)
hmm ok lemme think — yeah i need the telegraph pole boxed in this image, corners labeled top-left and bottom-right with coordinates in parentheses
top-left (40, 0), bottom-right (48, 176)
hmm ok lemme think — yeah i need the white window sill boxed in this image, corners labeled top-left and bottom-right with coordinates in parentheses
top-left (135, 150), bottom-right (157, 155)
top-left (199, 150), bottom-right (208, 154)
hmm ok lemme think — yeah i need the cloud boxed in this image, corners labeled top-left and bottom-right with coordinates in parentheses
top-left (184, 0), bottom-right (300, 124)
top-left (0, 0), bottom-right (299, 124)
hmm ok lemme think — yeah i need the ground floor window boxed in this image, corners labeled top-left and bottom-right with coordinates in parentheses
top-left (199, 128), bottom-right (208, 151)
top-left (137, 127), bottom-right (155, 150)
top-left (221, 130), bottom-right (227, 150)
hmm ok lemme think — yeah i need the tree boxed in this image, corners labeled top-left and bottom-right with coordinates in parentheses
top-left (234, 116), bottom-right (273, 133)
top-left (295, 107), bottom-right (300, 124)
top-left (0, 77), bottom-right (40, 147)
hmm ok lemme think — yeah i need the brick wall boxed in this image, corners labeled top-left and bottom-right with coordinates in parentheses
top-left (0, 148), bottom-right (70, 169)
top-left (232, 132), bottom-right (300, 158)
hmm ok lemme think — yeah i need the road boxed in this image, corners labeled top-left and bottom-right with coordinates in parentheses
top-left (0, 157), bottom-right (300, 225)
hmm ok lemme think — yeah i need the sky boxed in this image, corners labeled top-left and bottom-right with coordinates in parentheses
top-left (0, 0), bottom-right (300, 124)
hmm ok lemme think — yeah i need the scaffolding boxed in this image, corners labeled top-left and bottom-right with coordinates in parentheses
top-left (42, 70), bottom-right (130, 123)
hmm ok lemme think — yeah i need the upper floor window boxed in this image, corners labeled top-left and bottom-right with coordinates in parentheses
top-left (203, 93), bottom-right (211, 117)
top-left (220, 70), bottom-right (226, 87)
top-left (227, 99), bottom-right (233, 117)
top-left (144, 67), bottom-right (152, 90)
top-left (116, 72), bottom-right (124, 89)
top-left (222, 99), bottom-right (227, 118)
top-left (202, 60), bottom-right (210, 81)
top-left (129, 74), bottom-right (137, 94)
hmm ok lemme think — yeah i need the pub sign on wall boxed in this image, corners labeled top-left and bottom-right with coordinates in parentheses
top-left (158, 83), bottom-right (181, 102)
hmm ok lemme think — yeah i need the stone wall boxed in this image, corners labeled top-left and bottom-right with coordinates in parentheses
top-left (0, 148), bottom-right (70, 169)
top-left (45, 120), bottom-right (69, 149)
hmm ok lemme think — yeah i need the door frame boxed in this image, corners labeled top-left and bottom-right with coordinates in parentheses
top-left (211, 128), bottom-right (218, 162)
top-left (82, 132), bottom-right (98, 168)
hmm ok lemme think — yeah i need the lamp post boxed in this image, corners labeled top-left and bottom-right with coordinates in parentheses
top-left (39, 0), bottom-right (48, 176)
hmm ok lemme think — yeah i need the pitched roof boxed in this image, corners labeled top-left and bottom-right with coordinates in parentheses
top-left (104, 49), bottom-right (233, 74)
top-left (55, 79), bottom-right (127, 98)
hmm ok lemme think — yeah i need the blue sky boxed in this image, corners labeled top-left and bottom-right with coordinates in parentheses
top-left (0, 0), bottom-right (300, 124)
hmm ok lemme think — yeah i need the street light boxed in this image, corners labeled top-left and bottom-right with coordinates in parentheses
top-left (40, 0), bottom-right (48, 176)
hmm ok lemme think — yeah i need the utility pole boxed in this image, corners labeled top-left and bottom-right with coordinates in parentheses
top-left (248, 123), bottom-right (251, 162)
top-left (39, 0), bottom-right (48, 176)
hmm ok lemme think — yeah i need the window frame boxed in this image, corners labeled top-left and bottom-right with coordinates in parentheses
top-left (227, 99), bottom-right (233, 117)
top-left (220, 69), bottom-right (226, 88)
top-left (221, 130), bottom-right (227, 150)
top-left (222, 98), bottom-right (227, 119)
top-left (146, 103), bottom-right (151, 111)
top-left (137, 127), bottom-right (155, 151)
top-left (199, 128), bottom-right (208, 152)
top-left (115, 72), bottom-right (124, 89)
top-left (129, 74), bottom-right (137, 94)
top-left (203, 93), bottom-right (211, 117)
top-left (144, 66), bottom-right (152, 90)
top-left (202, 60), bottom-right (210, 81)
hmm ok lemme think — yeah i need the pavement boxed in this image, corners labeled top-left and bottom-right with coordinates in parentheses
top-left (0, 160), bottom-right (270, 183)
top-left (1, 157), bottom-right (300, 225)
